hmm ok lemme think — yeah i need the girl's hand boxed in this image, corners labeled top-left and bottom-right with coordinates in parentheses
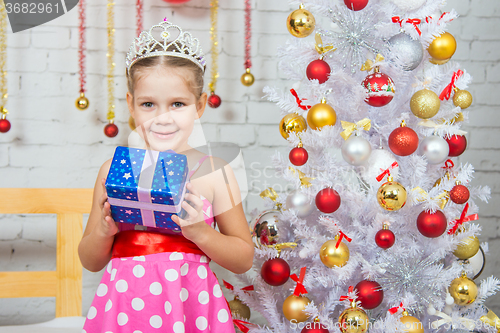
top-left (97, 178), bottom-right (119, 238)
top-left (172, 182), bottom-right (207, 242)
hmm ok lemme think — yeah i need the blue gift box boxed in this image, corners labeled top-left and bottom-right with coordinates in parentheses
top-left (105, 146), bottom-right (189, 231)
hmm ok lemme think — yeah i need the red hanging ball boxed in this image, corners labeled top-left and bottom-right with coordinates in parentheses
top-left (315, 188), bottom-right (341, 214)
top-left (208, 93), bottom-right (222, 108)
top-left (301, 321), bottom-right (330, 333)
top-left (306, 59), bottom-right (331, 84)
top-left (0, 118), bottom-right (11, 133)
top-left (344, 0), bottom-right (369, 11)
top-left (450, 184), bottom-right (470, 204)
top-left (261, 258), bottom-right (290, 286)
top-left (375, 228), bottom-right (395, 249)
top-left (446, 135), bottom-right (467, 157)
top-left (355, 280), bottom-right (384, 309)
top-left (104, 123), bottom-right (119, 138)
top-left (362, 72), bottom-right (395, 107)
top-left (388, 126), bottom-right (419, 156)
top-left (289, 147), bottom-right (309, 166)
top-left (416, 210), bottom-right (447, 238)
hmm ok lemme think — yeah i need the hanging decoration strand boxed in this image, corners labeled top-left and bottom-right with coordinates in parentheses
top-left (0, 0), bottom-right (7, 111)
top-left (136, 0), bottom-right (143, 37)
top-left (106, 0), bottom-right (115, 122)
top-left (208, 0), bottom-right (219, 93)
top-left (78, 0), bottom-right (86, 94)
top-left (244, 0), bottom-right (251, 69)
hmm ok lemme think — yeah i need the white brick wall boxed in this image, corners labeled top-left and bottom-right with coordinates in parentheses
top-left (0, 0), bottom-right (498, 325)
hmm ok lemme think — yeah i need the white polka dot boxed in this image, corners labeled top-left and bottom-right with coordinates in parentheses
top-left (198, 290), bottom-right (209, 304)
top-left (184, 315), bottom-right (186, 322)
top-left (173, 321), bottom-right (185, 333)
top-left (169, 252), bottom-right (184, 261)
top-left (200, 256), bottom-right (208, 263)
top-left (150, 315), bottom-right (162, 328)
top-left (133, 256), bottom-right (146, 261)
top-left (213, 284), bottom-right (222, 298)
top-left (180, 263), bottom-right (189, 276)
top-left (164, 269), bottom-right (179, 282)
top-left (105, 299), bottom-right (112, 312)
top-left (87, 306), bottom-right (97, 320)
top-left (117, 312), bottom-right (128, 326)
top-left (106, 261), bottom-right (112, 274)
top-left (133, 331), bottom-right (143, 333)
top-left (180, 288), bottom-right (189, 302)
top-left (110, 269), bottom-right (117, 281)
top-left (197, 266), bottom-right (207, 279)
top-left (115, 279), bottom-right (128, 293)
top-left (164, 301), bottom-right (172, 314)
top-left (96, 284), bottom-right (108, 297)
top-left (132, 298), bottom-right (145, 311)
top-left (150, 282), bottom-right (162, 295)
top-left (196, 316), bottom-right (208, 330)
top-left (133, 264), bottom-right (145, 278)
top-left (218, 309), bottom-right (229, 323)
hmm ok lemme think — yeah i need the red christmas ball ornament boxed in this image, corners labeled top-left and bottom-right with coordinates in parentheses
top-left (375, 225), bottom-right (395, 249)
top-left (416, 210), bottom-right (447, 238)
top-left (261, 258), bottom-right (290, 286)
top-left (446, 135), bottom-right (467, 157)
top-left (104, 123), bottom-right (118, 138)
top-left (355, 280), bottom-right (384, 309)
top-left (362, 72), bottom-right (395, 107)
top-left (301, 321), bottom-right (330, 333)
top-left (388, 121), bottom-right (419, 156)
top-left (208, 92), bottom-right (221, 108)
top-left (0, 118), bottom-right (11, 133)
top-left (290, 146), bottom-right (309, 166)
top-left (315, 188), bottom-right (341, 214)
top-left (306, 59), bottom-right (331, 84)
top-left (450, 183), bottom-right (470, 204)
top-left (344, 0), bottom-right (369, 11)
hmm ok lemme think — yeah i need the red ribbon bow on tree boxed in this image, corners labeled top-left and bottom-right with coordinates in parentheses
top-left (440, 70), bottom-right (464, 100)
top-left (388, 302), bottom-right (405, 314)
top-left (222, 280), bottom-right (254, 293)
top-left (425, 12), bottom-right (450, 23)
top-left (290, 89), bottom-right (312, 110)
top-left (376, 161), bottom-right (399, 182)
top-left (290, 267), bottom-right (308, 296)
top-left (336, 230), bottom-right (352, 248)
top-left (442, 159), bottom-right (455, 170)
top-left (233, 319), bottom-right (257, 333)
top-left (339, 286), bottom-right (355, 302)
top-left (392, 17), bottom-right (422, 35)
top-left (448, 202), bottom-right (479, 235)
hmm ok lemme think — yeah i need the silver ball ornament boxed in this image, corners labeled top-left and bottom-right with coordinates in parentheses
top-left (419, 135), bottom-right (449, 164)
top-left (388, 33), bottom-right (424, 71)
top-left (341, 135), bottom-right (372, 166)
top-left (390, 0), bottom-right (426, 11)
top-left (286, 190), bottom-right (315, 218)
top-left (250, 210), bottom-right (291, 247)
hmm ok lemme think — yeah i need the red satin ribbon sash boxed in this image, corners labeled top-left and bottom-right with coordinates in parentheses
top-left (112, 230), bottom-right (208, 259)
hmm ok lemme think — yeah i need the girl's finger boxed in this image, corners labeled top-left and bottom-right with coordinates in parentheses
top-left (182, 200), bottom-right (199, 220)
top-left (172, 214), bottom-right (185, 227)
top-left (186, 182), bottom-right (200, 197)
top-left (184, 193), bottom-right (203, 211)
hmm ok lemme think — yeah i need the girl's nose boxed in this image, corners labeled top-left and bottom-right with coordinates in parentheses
top-left (153, 108), bottom-right (173, 125)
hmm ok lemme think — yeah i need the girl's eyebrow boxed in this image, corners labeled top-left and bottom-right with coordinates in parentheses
top-left (136, 96), bottom-right (155, 101)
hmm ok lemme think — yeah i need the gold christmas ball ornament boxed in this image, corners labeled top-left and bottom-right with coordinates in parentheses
top-left (449, 272), bottom-right (478, 306)
top-left (307, 98), bottom-right (337, 130)
top-left (241, 68), bottom-right (255, 86)
top-left (286, 6), bottom-right (316, 38)
top-left (319, 239), bottom-right (349, 268)
top-left (229, 297), bottom-right (251, 320)
top-left (129, 115), bottom-right (136, 131)
top-left (453, 235), bottom-right (480, 260)
top-left (338, 303), bottom-right (370, 333)
top-left (282, 294), bottom-right (311, 323)
top-left (280, 113), bottom-right (307, 139)
top-left (410, 89), bottom-right (441, 119)
top-left (453, 89), bottom-right (473, 109)
top-left (429, 57), bottom-right (450, 65)
top-left (377, 176), bottom-right (407, 211)
top-left (428, 32), bottom-right (457, 60)
top-left (400, 311), bottom-right (424, 333)
top-left (75, 92), bottom-right (89, 110)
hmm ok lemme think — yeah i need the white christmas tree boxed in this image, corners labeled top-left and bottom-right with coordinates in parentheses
top-left (226, 1), bottom-right (500, 333)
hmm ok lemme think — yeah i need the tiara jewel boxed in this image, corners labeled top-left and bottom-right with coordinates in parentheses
top-left (126, 20), bottom-right (206, 74)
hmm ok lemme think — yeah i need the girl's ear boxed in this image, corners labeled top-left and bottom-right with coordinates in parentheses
top-left (196, 92), bottom-right (208, 119)
top-left (126, 91), bottom-right (135, 117)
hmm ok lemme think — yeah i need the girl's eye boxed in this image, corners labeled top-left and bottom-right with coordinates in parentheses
top-left (173, 102), bottom-right (184, 108)
top-left (142, 102), bottom-right (153, 108)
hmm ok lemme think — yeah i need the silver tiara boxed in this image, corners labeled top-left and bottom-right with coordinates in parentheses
top-left (125, 20), bottom-right (206, 74)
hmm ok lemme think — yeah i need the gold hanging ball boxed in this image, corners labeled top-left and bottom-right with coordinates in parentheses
top-left (410, 89), bottom-right (441, 119)
top-left (480, 309), bottom-right (500, 331)
top-left (449, 273), bottom-right (478, 305)
top-left (280, 113), bottom-right (307, 139)
top-left (319, 239), bottom-right (350, 268)
top-left (428, 32), bottom-right (457, 60)
top-left (338, 304), bottom-right (369, 333)
top-left (307, 99), bottom-right (337, 130)
top-left (429, 57), bottom-right (450, 65)
top-left (241, 69), bottom-right (255, 86)
top-left (453, 89), bottom-right (473, 109)
top-left (400, 313), bottom-right (424, 333)
top-left (377, 176), bottom-right (407, 211)
top-left (286, 7), bottom-right (316, 38)
top-left (229, 297), bottom-right (251, 321)
top-left (282, 294), bottom-right (311, 323)
top-left (128, 116), bottom-right (136, 131)
top-left (75, 92), bottom-right (89, 111)
top-left (453, 235), bottom-right (480, 260)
